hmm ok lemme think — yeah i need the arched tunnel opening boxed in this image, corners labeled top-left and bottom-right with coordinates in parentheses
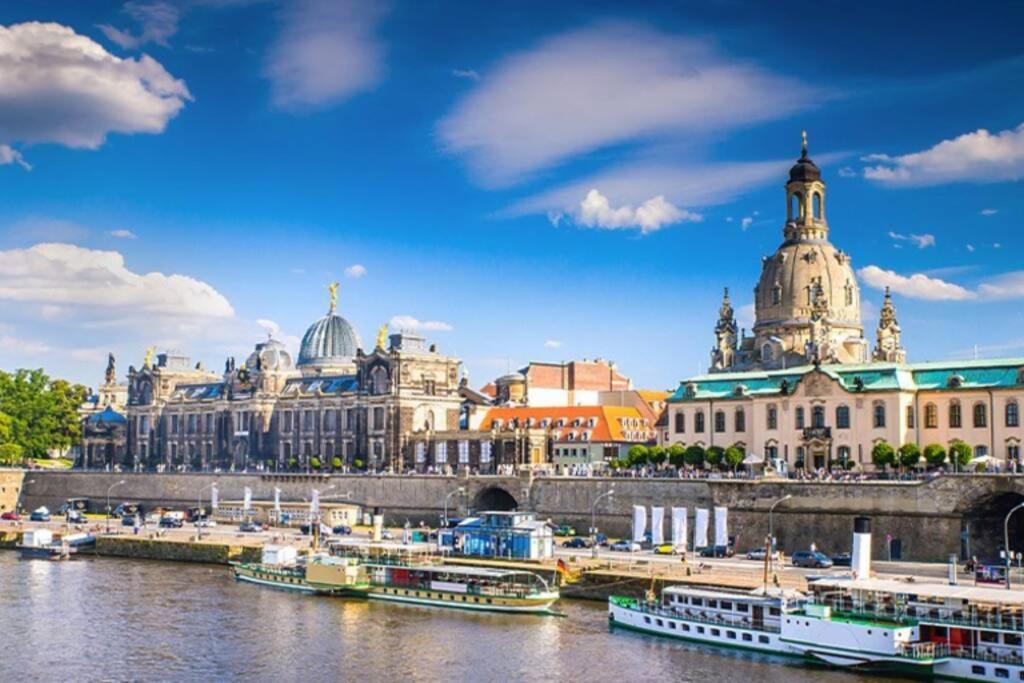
top-left (472, 486), bottom-right (518, 512)
top-left (963, 491), bottom-right (1024, 562)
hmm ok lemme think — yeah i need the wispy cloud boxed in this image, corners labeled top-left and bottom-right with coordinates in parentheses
top-left (887, 231), bottom-right (935, 249)
top-left (438, 22), bottom-right (818, 187)
top-left (544, 340), bottom-right (562, 349)
top-left (264, 0), bottom-right (388, 111)
top-left (0, 144), bottom-right (31, 171)
top-left (452, 69), bottom-right (480, 81)
top-left (837, 166), bottom-right (857, 178)
top-left (108, 229), bottom-right (138, 239)
top-left (390, 315), bottom-right (453, 332)
top-left (862, 122), bottom-right (1024, 186)
top-left (98, 1), bottom-right (181, 50)
top-left (859, 265), bottom-right (1024, 301)
top-left (344, 263), bottom-right (366, 278)
top-left (980, 208), bottom-right (998, 216)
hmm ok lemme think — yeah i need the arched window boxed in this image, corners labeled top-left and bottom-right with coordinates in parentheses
top-left (837, 446), bottom-right (851, 464)
top-left (762, 344), bottom-right (774, 362)
top-left (714, 410), bottom-right (726, 433)
top-left (813, 192), bottom-right (822, 220)
top-left (812, 406), bottom-right (825, 428)
top-left (735, 408), bottom-right (746, 432)
top-left (694, 411), bottom-right (705, 433)
top-left (845, 282), bottom-right (854, 307)
top-left (925, 403), bottom-right (938, 428)
top-left (949, 401), bottom-right (962, 429)
top-left (790, 192), bottom-right (802, 220)
top-left (836, 405), bottom-right (850, 429)
top-left (1008, 401), bottom-right (1020, 428)
top-left (767, 405), bottom-right (778, 430)
top-left (674, 412), bottom-right (685, 434)
top-left (771, 285), bottom-right (782, 306)
top-left (370, 366), bottom-right (390, 395)
top-left (973, 402), bottom-right (987, 428)
top-left (795, 407), bottom-right (805, 429)
top-left (906, 405), bottom-right (915, 429)
top-left (873, 403), bottom-right (886, 428)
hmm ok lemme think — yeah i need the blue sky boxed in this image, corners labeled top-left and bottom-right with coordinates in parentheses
top-left (0, 0), bottom-right (1022, 391)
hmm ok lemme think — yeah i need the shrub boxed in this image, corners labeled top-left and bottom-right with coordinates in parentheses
top-left (648, 446), bottom-right (667, 466)
top-left (0, 442), bottom-right (23, 466)
top-left (354, 459), bottom-right (364, 470)
top-left (898, 443), bottom-right (921, 469)
top-left (949, 440), bottom-right (972, 469)
top-left (871, 441), bottom-right (896, 470)
top-left (683, 445), bottom-right (705, 467)
top-left (923, 443), bottom-right (946, 468)
top-left (724, 446), bottom-right (745, 471)
top-left (310, 457), bottom-right (321, 470)
top-left (706, 446), bottom-right (724, 468)
top-left (667, 444), bottom-right (686, 468)
top-left (332, 457), bottom-right (343, 470)
top-left (287, 457), bottom-right (298, 471)
top-left (627, 445), bottom-right (649, 467)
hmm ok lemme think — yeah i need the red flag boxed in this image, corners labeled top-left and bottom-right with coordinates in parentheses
top-left (556, 558), bottom-right (569, 575)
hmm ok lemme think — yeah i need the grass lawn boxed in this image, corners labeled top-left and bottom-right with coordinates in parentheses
top-left (28, 457), bottom-right (74, 470)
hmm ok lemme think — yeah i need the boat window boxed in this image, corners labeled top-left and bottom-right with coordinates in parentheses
top-left (736, 603), bottom-right (748, 612)
top-left (708, 600), bottom-right (718, 608)
top-left (972, 666), bottom-right (985, 676)
top-left (720, 601), bottom-right (733, 611)
top-left (656, 619), bottom-right (664, 627)
top-left (980, 631), bottom-right (999, 643)
top-left (691, 598), bottom-right (703, 606)
top-left (682, 624), bottom-right (690, 632)
top-left (669, 622), bottom-right (676, 630)
top-left (697, 626), bottom-right (705, 634)
top-left (995, 669), bottom-right (1008, 679)
top-left (769, 608), bottom-right (780, 616)
top-left (1005, 633), bottom-right (1022, 646)
top-left (742, 633), bottom-right (752, 642)
top-left (727, 631), bottom-right (736, 640)
top-left (644, 617), bottom-right (652, 624)
top-left (711, 628), bottom-right (720, 637)
top-left (758, 635), bottom-right (770, 644)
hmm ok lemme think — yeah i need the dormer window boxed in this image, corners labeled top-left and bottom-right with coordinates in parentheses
top-left (587, 417), bottom-right (597, 428)
top-left (947, 374), bottom-right (964, 389)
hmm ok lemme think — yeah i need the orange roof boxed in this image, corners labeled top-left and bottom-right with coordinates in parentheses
top-left (478, 383), bottom-right (497, 398)
top-left (637, 389), bottom-right (670, 403)
top-left (478, 405), bottom-right (651, 443)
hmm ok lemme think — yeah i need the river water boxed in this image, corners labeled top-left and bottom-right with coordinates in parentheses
top-left (0, 553), bottom-right (905, 682)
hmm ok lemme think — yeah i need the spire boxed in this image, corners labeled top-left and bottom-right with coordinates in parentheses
top-left (873, 288), bottom-right (906, 363)
top-left (801, 130), bottom-right (808, 159)
top-left (711, 287), bottom-right (738, 371)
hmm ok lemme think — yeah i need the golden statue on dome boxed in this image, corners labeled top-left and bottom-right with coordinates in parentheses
top-left (376, 324), bottom-right (389, 350)
top-left (143, 346), bottom-right (156, 369)
top-left (327, 281), bottom-right (339, 312)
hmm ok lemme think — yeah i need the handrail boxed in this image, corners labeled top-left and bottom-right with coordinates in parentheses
top-left (621, 599), bottom-right (781, 633)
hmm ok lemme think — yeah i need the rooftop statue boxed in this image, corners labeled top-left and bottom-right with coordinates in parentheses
top-left (376, 323), bottom-right (389, 350)
top-left (143, 346), bottom-right (156, 369)
top-left (327, 281), bottom-right (339, 313)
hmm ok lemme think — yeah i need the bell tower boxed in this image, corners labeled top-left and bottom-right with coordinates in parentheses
top-left (783, 131), bottom-right (828, 242)
top-left (873, 287), bottom-right (907, 363)
top-left (710, 288), bottom-right (738, 371)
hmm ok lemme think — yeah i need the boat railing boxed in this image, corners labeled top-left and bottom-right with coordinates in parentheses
top-left (895, 641), bottom-right (946, 660)
top-left (819, 599), bottom-right (1024, 632)
top-left (946, 646), bottom-right (1024, 665)
top-left (624, 599), bottom-right (781, 633)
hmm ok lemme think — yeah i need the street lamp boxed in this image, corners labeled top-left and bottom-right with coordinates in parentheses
top-left (1005, 501), bottom-right (1024, 589)
top-left (590, 488), bottom-right (615, 558)
top-left (442, 486), bottom-right (465, 529)
top-left (106, 479), bottom-right (126, 534)
top-left (197, 482), bottom-right (215, 540)
top-left (768, 494), bottom-right (792, 573)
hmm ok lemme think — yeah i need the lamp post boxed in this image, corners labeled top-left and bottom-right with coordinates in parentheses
top-left (442, 486), bottom-right (465, 529)
top-left (1004, 501), bottom-right (1024, 589)
top-left (197, 482), bottom-right (215, 540)
top-left (768, 494), bottom-right (792, 574)
top-left (590, 488), bottom-right (615, 558)
top-left (106, 479), bottom-right (126, 534)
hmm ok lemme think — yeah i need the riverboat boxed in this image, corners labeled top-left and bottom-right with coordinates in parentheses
top-left (231, 544), bottom-right (326, 594)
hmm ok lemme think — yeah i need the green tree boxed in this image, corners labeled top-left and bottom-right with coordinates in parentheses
top-left (924, 443), bottom-right (946, 468)
top-left (648, 445), bottom-right (666, 466)
top-left (0, 442), bottom-right (23, 466)
top-left (898, 443), bottom-right (922, 470)
top-left (626, 444), bottom-right (649, 467)
top-left (667, 444), bottom-right (686, 468)
top-left (949, 440), bottom-right (973, 469)
top-left (332, 457), bottom-right (343, 470)
top-left (0, 411), bottom-right (11, 444)
top-left (310, 456), bottom-right (322, 470)
top-left (871, 441), bottom-right (896, 471)
top-left (706, 446), bottom-right (725, 468)
top-left (724, 445), bottom-right (745, 471)
top-left (683, 445), bottom-right (705, 468)
top-left (0, 369), bottom-right (88, 458)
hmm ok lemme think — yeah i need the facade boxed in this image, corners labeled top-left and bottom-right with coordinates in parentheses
top-left (92, 290), bottom-right (463, 472)
top-left (79, 353), bottom-right (129, 468)
top-left (668, 136), bottom-right (1024, 470)
top-left (493, 359), bottom-right (630, 406)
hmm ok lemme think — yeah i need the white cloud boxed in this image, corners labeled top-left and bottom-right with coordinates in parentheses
top-left (977, 272), bottom-right (1024, 299)
top-left (966, 244), bottom-right (976, 252)
top-left (0, 143), bottom-right (31, 171)
top-left (837, 166), bottom-right (856, 178)
top-left (736, 303), bottom-right (755, 331)
top-left (438, 23), bottom-right (817, 186)
top-left (0, 334), bottom-right (51, 355)
top-left (98, 0), bottom-right (181, 49)
top-left (0, 22), bottom-right (190, 164)
top-left (544, 340), bottom-right (562, 349)
top-left (741, 216), bottom-right (754, 230)
top-left (108, 229), bottom-right (138, 239)
top-left (0, 243), bottom-right (234, 318)
top-left (887, 231), bottom-right (936, 249)
top-left (389, 315), bottom-right (453, 332)
top-left (264, 0), bottom-right (388, 111)
top-left (570, 189), bottom-right (700, 234)
top-left (993, 242), bottom-right (1002, 249)
top-left (256, 318), bottom-right (302, 351)
top-left (980, 208), bottom-right (998, 216)
top-left (858, 265), bottom-right (975, 301)
top-left (452, 69), bottom-right (480, 81)
top-left (862, 122), bottom-right (1024, 186)
top-left (344, 263), bottom-right (366, 278)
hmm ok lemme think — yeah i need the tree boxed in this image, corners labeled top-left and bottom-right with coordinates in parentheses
top-left (0, 443), bottom-right (23, 466)
top-left (949, 440), bottom-right (973, 469)
top-left (871, 441), bottom-right (896, 471)
top-left (706, 446), bottom-right (724, 469)
top-left (0, 411), bottom-right (11, 444)
top-left (648, 445), bottom-right (666, 466)
top-left (924, 443), bottom-right (946, 468)
top-left (332, 457), bottom-right (343, 470)
top-left (724, 445), bottom-right (745, 471)
top-left (667, 444), bottom-right (686, 468)
top-left (310, 456), bottom-right (322, 470)
top-left (683, 445), bottom-right (705, 468)
top-left (626, 444), bottom-right (649, 467)
top-left (898, 443), bottom-right (921, 470)
top-left (0, 369), bottom-right (88, 458)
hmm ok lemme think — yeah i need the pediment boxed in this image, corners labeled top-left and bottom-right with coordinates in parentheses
top-left (790, 368), bottom-right (845, 398)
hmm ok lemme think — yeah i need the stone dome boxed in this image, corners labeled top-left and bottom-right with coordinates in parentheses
top-left (298, 312), bottom-right (362, 372)
top-left (247, 337), bottom-right (294, 372)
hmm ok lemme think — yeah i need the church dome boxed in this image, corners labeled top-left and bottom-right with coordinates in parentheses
top-left (298, 312), bottom-right (362, 371)
top-left (247, 337), bottom-right (294, 372)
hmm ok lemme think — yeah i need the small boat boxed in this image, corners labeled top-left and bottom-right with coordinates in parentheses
top-left (17, 529), bottom-right (93, 561)
top-left (232, 544), bottom-right (321, 593)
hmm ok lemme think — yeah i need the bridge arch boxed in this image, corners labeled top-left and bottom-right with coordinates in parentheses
top-left (472, 486), bottom-right (518, 512)
top-left (962, 490), bottom-right (1024, 561)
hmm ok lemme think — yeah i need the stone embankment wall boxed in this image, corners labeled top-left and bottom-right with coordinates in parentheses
top-left (21, 472), bottom-right (1024, 562)
top-left (96, 537), bottom-right (261, 564)
top-left (0, 470), bottom-right (24, 514)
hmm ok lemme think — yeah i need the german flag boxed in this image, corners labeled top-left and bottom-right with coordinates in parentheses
top-left (556, 558), bottom-right (570, 575)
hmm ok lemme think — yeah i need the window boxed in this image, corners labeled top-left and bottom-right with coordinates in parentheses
top-left (795, 407), bottom-right (805, 430)
top-left (674, 412), bottom-right (685, 433)
top-left (906, 405), bottom-right (915, 429)
top-left (873, 403), bottom-right (886, 428)
top-left (735, 408), bottom-right (746, 432)
top-left (813, 192), bottom-right (822, 219)
top-left (695, 411), bottom-right (705, 433)
top-left (771, 286), bottom-right (782, 306)
top-left (767, 405), bottom-right (778, 430)
top-left (949, 401), bottom-right (962, 429)
top-left (812, 406), bottom-right (825, 428)
top-left (974, 402), bottom-right (987, 428)
top-left (1008, 401), bottom-right (1020, 428)
top-left (373, 407), bottom-right (384, 430)
top-left (758, 635), bottom-right (770, 644)
top-left (836, 405), bottom-right (850, 429)
top-left (742, 633), bottom-right (752, 642)
top-left (925, 403), bottom-right (938, 428)
top-left (424, 379), bottom-right (436, 396)
top-left (976, 445), bottom-right (989, 460)
top-left (970, 666), bottom-right (985, 676)
top-left (727, 631), bottom-right (737, 640)
top-left (323, 411), bottom-right (336, 431)
top-left (994, 668), bottom-right (1008, 679)
top-left (303, 411), bottom-right (314, 431)
top-left (1010, 445), bottom-right (1021, 463)
top-left (714, 411), bottom-right (726, 433)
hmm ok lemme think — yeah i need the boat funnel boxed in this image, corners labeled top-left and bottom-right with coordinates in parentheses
top-left (372, 514), bottom-right (384, 542)
top-left (852, 516), bottom-right (871, 579)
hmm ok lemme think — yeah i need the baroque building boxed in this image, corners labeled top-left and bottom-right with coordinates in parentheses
top-left (86, 287), bottom-right (465, 472)
top-left (668, 135), bottom-right (1024, 471)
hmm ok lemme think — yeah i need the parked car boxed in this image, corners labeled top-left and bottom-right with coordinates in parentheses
top-left (113, 502), bottom-right (142, 518)
top-left (194, 519), bottom-right (217, 528)
top-left (30, 507), bottom-right (51, 522)
top-left (609, 540), bottom-right (641, 552)
top-left (561, 537), bottom-right (591, 549)
top-left (1, 511), bottom-right (20, 521)
top-left (745, 548), bottom-right (781, 561)
top-left (698, 545), bottom-right (735, 558)
top-left (380, 529), bottom-right (395, 540)
top-left (830, 552), bottom-right (852, 567)
top-left (159, 516), bottom-right (184, 529)
top-left (66, 510), bottom-right (88, 524)
top-left (594, 533), bottom-right (609, 547)
top-left (792, 551), bottom-right (834, 568)
top-left (654, 544), bottom-right (684, 555)
top-left (553, 524), bottom-right (577, 537)
top-left (121, 516), bottom-right (137, 527)
top-left (239, 521), bottom-right (266, 532)
top-left (332, 525), bottom-right (352, 535)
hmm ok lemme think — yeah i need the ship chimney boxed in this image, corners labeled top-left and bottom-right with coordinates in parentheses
top-left (852, 516), bottom-right (871, 579)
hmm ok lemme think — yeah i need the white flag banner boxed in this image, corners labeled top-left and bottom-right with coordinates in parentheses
top-left (671, 507), bottom-right (688, 549)
top-left (458, 440), bottom-right (469, 464)
top-left (436, 441), bottom-right (447, 464)
top-left (243, 487), bottom-right (252, 512)
top-left (415, 442), bottom-right (425, 463)
top-left (480, 441), bottom-right (492, 463)
top-left (651, 506), bottom-right (665, 545)
top-left (310, 488), bottom-right (320, 514)
top-left (273, 487), bottom-right (281, 512)
top-left (632, 505), bottom-right (647, 544)
top-left (211, 484), bottom-right (219, 510)
top-left (694, 508), bottom-right (710, 549)
top-left (714, 506), bottom-right (729, 547)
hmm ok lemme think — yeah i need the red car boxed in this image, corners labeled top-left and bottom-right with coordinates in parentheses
top-left (1, 511), bottom-right (20, 521)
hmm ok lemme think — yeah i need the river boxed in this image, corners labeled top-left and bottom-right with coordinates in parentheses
top-left (0, 553), bottom-right (906, 682)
